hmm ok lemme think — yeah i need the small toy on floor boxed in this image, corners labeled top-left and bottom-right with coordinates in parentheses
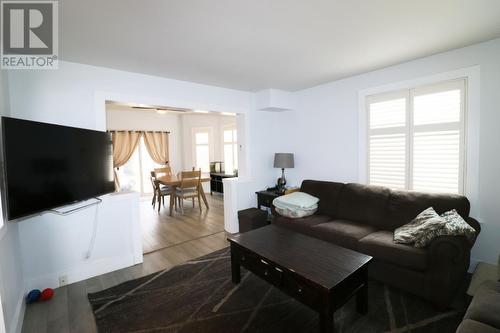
top-left (40, 288), bottom-right (54, 301)
top-left (26, 289), bottom-right (41, 304)
top-left (26, 288), bottom-right (54, 304)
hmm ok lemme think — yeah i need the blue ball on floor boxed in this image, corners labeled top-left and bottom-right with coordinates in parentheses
top-left (26, 289), bottom-right (41, 304)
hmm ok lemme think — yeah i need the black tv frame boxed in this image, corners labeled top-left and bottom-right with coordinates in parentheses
top-left (0, 116), bottom-right (115, 221)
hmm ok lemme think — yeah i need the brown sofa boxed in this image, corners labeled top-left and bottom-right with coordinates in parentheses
top-left (272, 180), bottom-right (481, 307)
top-left (456, 281), bottom-right (500, 333)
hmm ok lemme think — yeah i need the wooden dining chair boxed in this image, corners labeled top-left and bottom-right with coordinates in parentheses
top-left (154, 166), bottom-right (172, 177)
top-left (175, 169), bottom-right (202, 214)
top-left (150, 171), bottom-right (175, 212)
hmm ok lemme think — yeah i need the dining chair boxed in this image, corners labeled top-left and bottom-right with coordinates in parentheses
top-left (154, 166), bottom-right (172, 177)
top-left (150, 171), bottom-right (175, 212)
top-left (175, 169), bottom-right (202, 214)
top-left (154, 166), bottom-right (176, 204)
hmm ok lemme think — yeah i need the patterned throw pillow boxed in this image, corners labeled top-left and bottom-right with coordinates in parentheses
top-left (414, 209), bottom-right (476, 248)
top-left (394, 207), bottom-right (446, 244)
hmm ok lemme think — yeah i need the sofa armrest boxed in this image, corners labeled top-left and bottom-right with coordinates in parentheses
top-left (427, 235), bottom-right (473, 306)
top-left (466, 216), bottom-right (481, 242)
top-left (428, 216), bottom-right (480, 265)
top-left (428, 235), bottom-right (470, 265)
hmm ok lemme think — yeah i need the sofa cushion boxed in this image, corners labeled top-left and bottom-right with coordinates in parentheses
top-left (464, 280), bottom-right (500, 330)
top-left (336, 183), bottom-right (390, 228)
top-left (272, 214), bottom-right (333, 236)
top-left (386, 190), bottom-right (470, 230)
top-left (358, 231), bottom-right (428, 271)
top-left (457, 319), bottom-right (500, 333)
top-left (300, 180), bottom-right (344, 217)
top-left (310, 220), bottom-right (377, 250)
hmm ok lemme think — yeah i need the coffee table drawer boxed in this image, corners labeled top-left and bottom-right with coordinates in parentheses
top-left (232, 245), bottom-right (283, 287)
top-left (281, 273), bottom-right (323, 311)
top-left (232, 244), bottom-right (322, 310)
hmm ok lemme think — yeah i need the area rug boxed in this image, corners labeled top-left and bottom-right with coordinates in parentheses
top-left (88, 248), bottom-right (467, 332)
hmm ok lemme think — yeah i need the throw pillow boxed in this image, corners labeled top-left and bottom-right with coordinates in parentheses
top-left (414, 209), bottom-right (476, 248)
top-left (394, 207), bottom-right (446, 244)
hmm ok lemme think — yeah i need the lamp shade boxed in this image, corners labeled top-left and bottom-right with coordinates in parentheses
top-left (274, 153), bottom-right (294, 169)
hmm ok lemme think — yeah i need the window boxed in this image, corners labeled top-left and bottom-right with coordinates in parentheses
top-left (194, 130), bottom-right (210, 172)
top-left (367, 79), bottom-right (465, 194)
top-left (223, 128), bottom-right (238, 174)
top-left (118, 137), bottom-right (163, 194)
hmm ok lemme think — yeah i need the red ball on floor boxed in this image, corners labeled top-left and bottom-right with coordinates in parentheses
top-left (40, 288), bottom-right (54, 301)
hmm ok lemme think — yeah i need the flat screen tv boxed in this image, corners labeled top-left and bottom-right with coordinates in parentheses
top-left (2, 117), bottom-right (115, 220)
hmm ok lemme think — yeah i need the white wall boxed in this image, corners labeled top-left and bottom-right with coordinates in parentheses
top-left (291, 38), bottom-right (500, 265)
top-left (18, 192), bottom-right (141, 291)
top-left (106, 108), bottom-right (183, 171)
top-left (0, 224), bottom-right (25, 333)
top-left (7, 61), bottom-right (251, 131)
top-left (0, 70), bottom-right (26, 333)
top-left (234, 106), bottom-right (298, 210)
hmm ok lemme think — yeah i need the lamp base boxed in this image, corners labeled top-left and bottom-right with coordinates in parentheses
top-left (276, 168), bottom-right (287, 191)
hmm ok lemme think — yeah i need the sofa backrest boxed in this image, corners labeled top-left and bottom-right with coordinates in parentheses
top-left (299, 180), bottom-right (471, 231)
top-left (385, 190), bottom-right (470, 230)
top-left (336, 183), bottom-right (391, 228)
top-left (300, 180), bottom-right (343, 217)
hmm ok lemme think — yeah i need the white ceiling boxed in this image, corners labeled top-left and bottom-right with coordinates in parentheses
top-left (60, 0), bottom-right (500, 91)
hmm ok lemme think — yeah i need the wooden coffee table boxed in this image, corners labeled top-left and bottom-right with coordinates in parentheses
top-left (228, 225), bottom-right (372, 333)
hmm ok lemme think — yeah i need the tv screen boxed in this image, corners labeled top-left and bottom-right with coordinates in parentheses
top-left (2, 117), bottom-right (115, 220)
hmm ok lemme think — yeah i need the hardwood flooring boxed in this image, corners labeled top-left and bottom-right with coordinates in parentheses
top-left (21, 194), bottom-right (229, 333)
top-left (141, 193), bottom-right (225, 254)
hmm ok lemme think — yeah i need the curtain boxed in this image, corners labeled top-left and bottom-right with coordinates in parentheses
top-left (111, 131), bottom-right (142, 190)
top-left (143, 131), bottom-right (170, 165)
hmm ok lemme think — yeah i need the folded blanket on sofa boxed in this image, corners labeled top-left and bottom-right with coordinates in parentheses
top-left (273, 192), bottom-right (319, 219)
top-left (272, 191), bottom-right (319, 210)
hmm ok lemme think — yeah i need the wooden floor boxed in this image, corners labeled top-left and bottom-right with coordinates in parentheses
top-left (21, 194), bottom-right (229, 333)
top-left (141, 193), bottom-right (225, 254)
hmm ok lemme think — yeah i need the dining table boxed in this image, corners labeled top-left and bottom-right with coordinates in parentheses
top-left (156, 174), bottom-right (211, 216)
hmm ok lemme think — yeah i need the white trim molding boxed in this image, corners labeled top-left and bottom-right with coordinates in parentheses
top-left (358, 66), bottom-right (480, 216)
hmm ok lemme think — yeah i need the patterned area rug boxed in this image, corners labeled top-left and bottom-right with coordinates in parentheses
top-left (88, 248), bottom-right (467, 332)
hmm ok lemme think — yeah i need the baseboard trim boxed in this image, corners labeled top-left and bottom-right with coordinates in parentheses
top-left (23, 254), bottom-right (140, 291)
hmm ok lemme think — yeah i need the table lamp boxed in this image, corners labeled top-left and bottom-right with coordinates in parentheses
top-left (274, 153), bottom-right (294, 190)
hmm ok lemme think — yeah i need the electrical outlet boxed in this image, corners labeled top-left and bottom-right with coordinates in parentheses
top-left (59, 275), bottom-right (68, 286)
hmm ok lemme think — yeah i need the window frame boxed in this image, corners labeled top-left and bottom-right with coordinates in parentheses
top-left (358, 67), bottom-right (480, 214)
top-left (366, 89), bottom-right (409, 190)
top-left (365, 79), bottom-right (467, 194)
top-left (222, 125), bottom-right (238, 174)
top-left (116, 136), bottom-right (163, 195)
top-left (192, 127), bottom-right (213, 173)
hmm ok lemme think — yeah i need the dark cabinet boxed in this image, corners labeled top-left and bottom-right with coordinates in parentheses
top-left (210, 173), bottom-right (236, 194)
top-left (255, 191), bottom-right (280, 209)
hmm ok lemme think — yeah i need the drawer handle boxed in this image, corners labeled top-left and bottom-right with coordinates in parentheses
top-left (260, 259), bottom-right (269, 265)
top-left (297, 287), bottom-right (303, 294)
top-left (241, 256), bottom-right (245, 262)
top-left (275, 267), bottom-right (283, 273)
top-left (264, 270), bottom-right (269, 276)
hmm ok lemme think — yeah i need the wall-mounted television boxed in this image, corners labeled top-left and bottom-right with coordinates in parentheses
top-left (2, 117), bottom-right (115, 220)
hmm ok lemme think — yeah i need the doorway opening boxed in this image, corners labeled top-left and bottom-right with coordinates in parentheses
top-left (105, 101), bottom-right (241, 255)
